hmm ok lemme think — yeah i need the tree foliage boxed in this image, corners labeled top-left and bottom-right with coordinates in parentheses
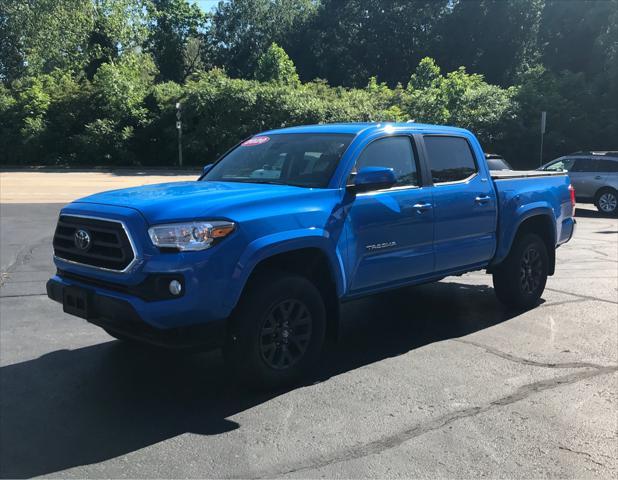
top-left (208, 0), bottom-right (317, 79)
top-left (0, 0), bottom-right (616, 168)
top-left (147, 0), bottom-right (207, 82)
top-left (255, 43), bottom-right (300, 85)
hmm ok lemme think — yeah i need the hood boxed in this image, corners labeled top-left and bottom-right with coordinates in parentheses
top-left (75, 180), bottom-right (313, 224)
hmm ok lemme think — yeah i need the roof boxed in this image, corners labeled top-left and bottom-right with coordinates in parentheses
top-left (259, 122), bottom-right (470, 136)
top-left (568, 151), bottom-right (618, 158)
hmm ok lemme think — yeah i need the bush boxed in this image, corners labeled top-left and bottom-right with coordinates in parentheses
top-left (1, 53), bottom-right (615, 168)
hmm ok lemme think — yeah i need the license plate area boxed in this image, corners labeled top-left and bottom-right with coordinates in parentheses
top-left (63, 286), bottom-right (90, 319)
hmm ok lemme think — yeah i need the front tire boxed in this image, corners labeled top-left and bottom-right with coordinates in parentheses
top-left (595, 188), bottom-right (618, 216)
top-left (493, 233), bottom-right (549, 310)
top-left (224, 272), bottom-right (326, 390)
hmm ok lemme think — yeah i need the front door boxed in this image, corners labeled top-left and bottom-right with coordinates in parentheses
top-left (346, 136), bottom-right (435, 293)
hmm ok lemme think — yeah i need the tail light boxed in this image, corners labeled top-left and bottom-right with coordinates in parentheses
top-left (569, 184), bottom-right (576, 216)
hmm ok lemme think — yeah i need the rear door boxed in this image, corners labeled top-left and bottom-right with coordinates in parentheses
top-left (596, 158), bottom-right (618, 192)
top-left (421, 135), bottom-right (497, 273)
top-left (568, 157), bottom-right (599, 199)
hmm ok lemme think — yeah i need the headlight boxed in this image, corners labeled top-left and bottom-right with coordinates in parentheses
top-left (148, 221), bottom-right (235, 251)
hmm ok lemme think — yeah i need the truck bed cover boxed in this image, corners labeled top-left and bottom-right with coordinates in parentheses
top-left (491, 170), bottom-right (567, 180)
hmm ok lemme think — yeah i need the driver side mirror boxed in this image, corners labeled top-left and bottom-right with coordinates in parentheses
top-left (202, 164), bottom-right (213, 175)
top-left (347, 167), bottom-right (397, 193)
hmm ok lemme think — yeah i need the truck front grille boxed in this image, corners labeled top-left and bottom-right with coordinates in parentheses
top-left (53, 215), bottom-right (136, 272)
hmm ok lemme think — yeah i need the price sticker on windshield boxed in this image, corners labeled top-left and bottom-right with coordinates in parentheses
top-left (242, 136), bottom-right (270, 147)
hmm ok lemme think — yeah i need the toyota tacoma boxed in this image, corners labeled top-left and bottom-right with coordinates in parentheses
top-left (47, 123), bottom-right (576, 387)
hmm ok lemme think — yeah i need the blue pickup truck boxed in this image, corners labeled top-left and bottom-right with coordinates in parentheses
top-left (47, 123), bottom-right (576, 387)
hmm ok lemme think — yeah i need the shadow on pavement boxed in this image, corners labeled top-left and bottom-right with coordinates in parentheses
top-left (0, 280), bottom-right (519, 478)
top-left (575, 207), bottom-right (615, 219)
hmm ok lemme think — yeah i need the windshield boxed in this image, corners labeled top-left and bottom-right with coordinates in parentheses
top-left (202, 133), bottom-right (354, 188)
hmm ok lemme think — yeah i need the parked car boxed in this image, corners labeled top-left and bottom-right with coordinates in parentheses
top-left (47, 123), bottom-right (576, 388)
top-left (539, 151), bottom-right (618, 215)
top-left (485, 153), bottom-right (513, 171)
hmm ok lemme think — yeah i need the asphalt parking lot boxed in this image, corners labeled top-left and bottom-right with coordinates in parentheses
top-left (0, 173), bottom-right (617, 478)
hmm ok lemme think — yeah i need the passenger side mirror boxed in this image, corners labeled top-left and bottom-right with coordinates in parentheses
top-left (202, 164), bottom-right (213, 175)
top-left (348, 167), bottom-right (397, 193)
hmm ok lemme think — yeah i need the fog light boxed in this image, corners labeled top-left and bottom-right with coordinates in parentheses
top-left (169, 280), bottom-right (182, 296)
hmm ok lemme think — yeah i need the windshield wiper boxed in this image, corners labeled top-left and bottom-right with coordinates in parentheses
top-left (254, 180), bottom-right (309, 187)
top-left (213, 178), bottom-right (311, 187)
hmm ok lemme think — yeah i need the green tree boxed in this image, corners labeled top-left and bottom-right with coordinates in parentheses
top-left (254, 43), bottom-right (300, 85)
top-left (403, 58), bottom-right (514, 150)
top-left (85, 0), bottom-right (150, 79)
top-left (304, 0), bottom-right (446, 87)
top-left (0, 0), bottom-right (95, 83)
top-left (208, 0), bottom-right (318, 79)
top-left (147, 0), bottom-right (207, 82)
top-left (408, 57), bottom-right (443, 90)
top-left (92, 52), bottom-right (157, 123)
top-left (433, 0), bottom-right (544, 86)
top-left (539, 0), bottom-right (618, 79)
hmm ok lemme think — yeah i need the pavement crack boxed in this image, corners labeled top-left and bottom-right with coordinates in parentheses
top-left (541, 298), bottom-right (587, 307)
top-left (454, 339), bottom-right (615, 370)
top-left (0, 235), bottom-right (52, 287)
top-left (0, 293), bottom-right (47, 298)
top-left (240, 366), bottom-right (617, 479)
top-left (545, 287), bottom-right (618, 305)
top-left (558, 446), bottom-right (605, 467)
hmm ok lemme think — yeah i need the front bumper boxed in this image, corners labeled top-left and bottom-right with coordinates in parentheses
top-left (47, 276), bottom-right (226, 349)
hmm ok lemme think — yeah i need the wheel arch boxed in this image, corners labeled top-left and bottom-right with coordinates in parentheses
top-left (493, 211), bottom-right (557, 275)
top-left (594, 185), bottom-right (617, 199)
top-left (225, 232), bottom-right (345, 341)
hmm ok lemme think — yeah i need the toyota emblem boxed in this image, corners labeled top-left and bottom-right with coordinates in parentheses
top-left (74, 229), bottom-right (92, 251)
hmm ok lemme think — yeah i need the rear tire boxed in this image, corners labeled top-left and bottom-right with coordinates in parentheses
top-left (493, 233), bottom-right (548, 310)
top-left (594, 188), bottom-right (618, 216)
top-left (224, 272), bottom-right (326, 390)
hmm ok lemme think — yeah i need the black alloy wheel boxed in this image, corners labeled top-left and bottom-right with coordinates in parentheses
top-left (519, 246), bottom-right (544, 295)
top-left (259, 299), bottom-right (313, 370)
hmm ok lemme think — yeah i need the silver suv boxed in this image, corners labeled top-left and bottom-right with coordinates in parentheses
top-left (540, 152), bottom-right (618, 216)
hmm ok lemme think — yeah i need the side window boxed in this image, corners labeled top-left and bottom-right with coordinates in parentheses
top-left (596, 159), bottom-right (618, 173)
top-left (571, 158), bottom-right (595, 172)
top-left (356, 136), bottom-right (418, 187)
top-left (546, 158), bottom-right (575, 171)
top-left (424, 136), bottom-right (477, 183)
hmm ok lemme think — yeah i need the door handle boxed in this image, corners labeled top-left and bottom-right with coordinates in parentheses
top-left (475, 195), bottom-right (491, 205)
top-left (413, 202), bottom-right (432, 213)
top-left (594, 175), bottom-right (602, 180)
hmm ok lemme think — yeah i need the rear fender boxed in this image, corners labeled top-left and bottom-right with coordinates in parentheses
top-left (492, 203), bottom-right (556, 267)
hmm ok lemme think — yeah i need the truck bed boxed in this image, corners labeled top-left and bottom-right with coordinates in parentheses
top-left (491, 170), bottom-right (566, 180)
top-left (490, 171), bottom-right (573, 266)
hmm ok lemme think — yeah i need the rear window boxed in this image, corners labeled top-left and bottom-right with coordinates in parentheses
top-left (571, 158), bottom-right (597, 172)
top-left (595, 159), bottom-right (618, 173)
top-left (554, 157), bottom-right (618, 173)
top-left (424, 136), bottom-right (478, 183)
